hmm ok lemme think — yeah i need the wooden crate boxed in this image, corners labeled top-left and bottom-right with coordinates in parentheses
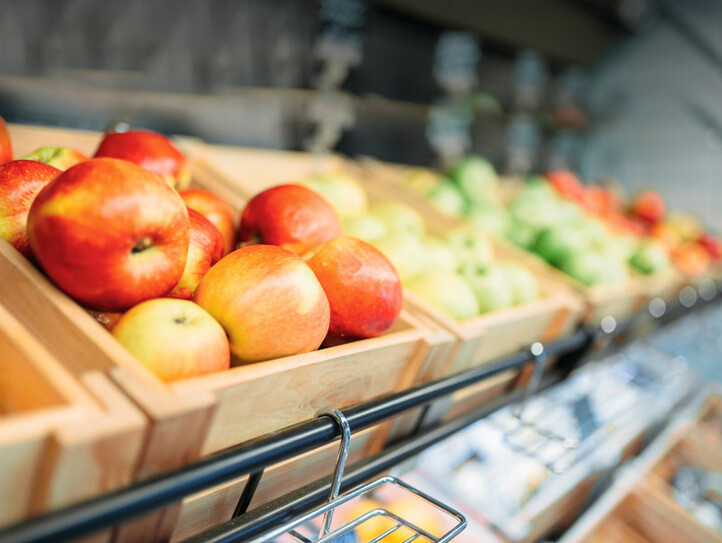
top-left (0, 301), bottom-right (145, 530)
top-left (564, 391), bottom-right (722, 543)
top-left (360, 158), bottom-right (662, 325)
top-left (188, 144), bottom-right (584, 380)
top-left (3, 124), bottom-right (454, 540)
top-left (583, 481), bottom-right (721, 543)
top-left (353, 166), bottom-right (584, 378)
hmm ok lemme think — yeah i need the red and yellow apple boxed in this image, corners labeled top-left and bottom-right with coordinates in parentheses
top-left (112, 298), bottom-right (230, 382)
top-left (27, 158), bottom-right (190, 311)
top-left (306, 235), bottom-right (402, 342)
top-left (698, 232), bottom-right (722, 261)
top-left (0, 160), bottom-right (60, 257)
top-left (167, 209), bottom-right (224, 299)
top-left (546, 169), bottom-right (585, 202)
top-left (93, 130), bottom-right (191, 189)
top-left (239, 184), bottom-right (342, 255)
top-left (22, 146), bottom-right (89, 171)
top-left (0, 114), bottom-right (12, 164)
top-left (193, 244), bottom-right (330, 363)
top-left (179, 188), bottom-right (236, 255)
top-left (631, 191), bottom-right (666, 224)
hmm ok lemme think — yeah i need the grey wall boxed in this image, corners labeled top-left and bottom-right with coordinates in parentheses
top-left (581, 1), bottom-right (722, 230)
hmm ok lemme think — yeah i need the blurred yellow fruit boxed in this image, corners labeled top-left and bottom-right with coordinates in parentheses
top-left (339, 496), bottom-right (443, 542)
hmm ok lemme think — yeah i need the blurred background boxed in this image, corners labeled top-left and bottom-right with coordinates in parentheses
top-left (0, 0), bottom-right (718, 225)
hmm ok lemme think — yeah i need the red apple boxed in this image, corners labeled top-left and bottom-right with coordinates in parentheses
top-left (546, 170), bottom-right (584, 202)
top-left (112, 298), bottom-right (230, 382)
top-left (306, 236), bottom-right (402, 341)
top-left (22, 146), bottom-right (89, 171)
top-left (698, 232), bottom-right (722, 261)
top-left (193, 244), bottom-right (330, 363)
top-left (27, 158), bottom-right (190, 311)
top-left (0, 160), bottom-right (61, 257)
top-left (167, 208), bottom-right (224, 299)
top-left (239, 184), bottom-right (343, 255)
top-left (0, 115), bottom-right (11, 164)
top-left (93, 130), bottom-right (190, 189)
top-left (179, 188), bottom-right (236, 255)
top-left (631, 191), bottom-right (666, 224)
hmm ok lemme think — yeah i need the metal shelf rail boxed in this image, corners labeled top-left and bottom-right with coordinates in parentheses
top-left (0, 286), bottom-right (719, 543)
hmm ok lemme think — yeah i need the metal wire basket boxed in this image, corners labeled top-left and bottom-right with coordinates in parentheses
top-left (249, 408), bottom-right (467, 543)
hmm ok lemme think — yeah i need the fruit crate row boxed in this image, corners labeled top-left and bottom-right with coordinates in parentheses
top-left (0, 122), bottom-right (713, 541)
top-left (2, 278), bottom-right (719, 543)
top-left (357, 156), bottom-right (720, 322)
top-left (561, 386), bottom-right (722, 543)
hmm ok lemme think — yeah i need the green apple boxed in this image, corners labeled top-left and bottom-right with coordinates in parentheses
top-left (467, 202), bottom-right (511, 238)
top-left (407, 269), bottom-right (479, 320)
top-left (423, 236), bottom-right (458, 271)
top-left (369, 202), bottom-right (425, 238)
top-left (300, 173), bottom-right (368, 218)
top-left (558, 251), bottom-right (604, 286)
top-left (509, 198), bottom-right (563, 232)
top-left (444, 227), bottom-right (494, 270)
top-left (343, 213), bottom-right (388, 242)
top-left (502, 262), bottom-right (540, 304)
top-left (458, 263), bottom-right (514, 313)
top-left (607, 235), bottom-right (638, 262)
top-left (427, 178), bottom-right (467, 216)
top-left (374, 233), bottom-right (430, 282)
top-left (506, 219), bottom-right (539, 249)
top-left (404, 167), bottom-right (440, 196)
top-left (576, 218), bottom-right (610, 247)
top-left (534, 225), bottom-right (588, 266)
top-left (451, 155), bottom-right (500, 204)
top-left (629, 240), bottom-right (670, 274)
top-left (559, 250), bottom-right (629, 286)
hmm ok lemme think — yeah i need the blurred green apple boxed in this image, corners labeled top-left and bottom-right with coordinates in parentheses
top-left (407, 269), bottom-right (479, 320)
top-left (535, 225), bottom-right (587, 266)
top-left (502, 262), bottom-right (540, 304)
top-left (423, 236), bottom-right (458, 271)
top-left (451, 155), bottom-right (500, 204)
top-left (506, 219), bottom-right (538, 249)
top-left (369, 202), bottom-right (425, 238)
top-left (343, 214), bottom-right (388, 242)
top-left (576, 218), bottom-right (610, 247)
top-left (466, 202), bottom-right (511, 238)
top-left (427, 178), bottom-right (467, 216)
top-left (444, 227), bottom-right (494, 270)
top-left (559, 250), bottom-right (629, 286)
top-left (509, 197), bottom-right (563, 232)
top-left (629, 240), bottom-right (670, 274)
top-left (558, 251), bottom-right (604, 286)
top-left (458, 264), bottom-right (514, 313)
top-left (300, 173), bottom-right (368, 218)
top-left (374, 233), bottom-right (430, 282)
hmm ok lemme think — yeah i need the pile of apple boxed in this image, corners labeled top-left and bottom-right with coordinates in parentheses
top-left (547, 170), bottom-right (722, 278)
top-left (0, 117), bottom-right (403, 383)
top-left (395, 156), bottom-right (677, 287)
top-left (299, 172), bottom-right (540, 321)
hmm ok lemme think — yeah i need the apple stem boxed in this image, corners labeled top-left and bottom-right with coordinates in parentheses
top-left (174, 316), bottom-right (188, 324)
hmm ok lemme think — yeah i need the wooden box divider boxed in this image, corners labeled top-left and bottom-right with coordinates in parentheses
top-left (0, 301), bottom-right (145, 532)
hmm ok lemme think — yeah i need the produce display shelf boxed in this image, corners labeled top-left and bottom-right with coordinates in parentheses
top-left (0, 289), bottom-right (719, 543)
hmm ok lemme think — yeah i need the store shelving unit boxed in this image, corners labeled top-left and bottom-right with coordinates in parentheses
top-left (0, 285), bottom-right (719, 543)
